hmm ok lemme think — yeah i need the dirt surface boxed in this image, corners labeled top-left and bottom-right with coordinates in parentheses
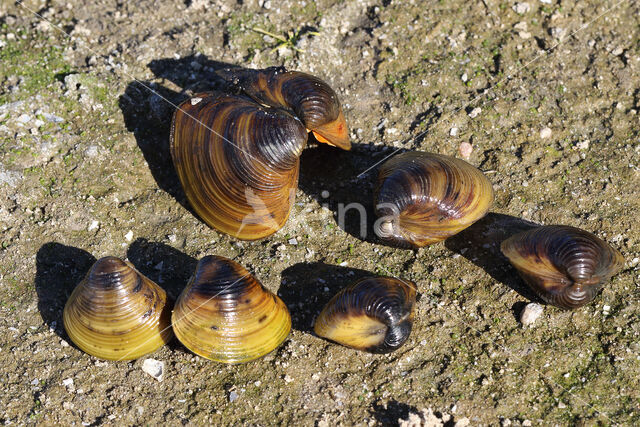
top-left (1, 0), bottom-right (640, 425)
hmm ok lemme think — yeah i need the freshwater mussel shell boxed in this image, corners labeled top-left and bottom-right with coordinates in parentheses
top-left (171, 93), bottom-right (308, 240)
top-left (374, 151), bottom-right (494, 248)
top-left (172, 255), bottom-right (291, 363)
top-left (218, 66), bottom-right (350, 150)
top-left (314, 276), bottom-right (416, 353)
top-left (63, 256), bottom-right (173, 361)
top-left (500, 225), bottom-right (624, 309)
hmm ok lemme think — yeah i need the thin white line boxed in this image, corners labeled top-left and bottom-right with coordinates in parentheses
top-left (115, 272), bottom-right (251, 361)
top-left (356, 0), bottom-right (628, 179)
top-left (14, 1), bottom-right (271, 171)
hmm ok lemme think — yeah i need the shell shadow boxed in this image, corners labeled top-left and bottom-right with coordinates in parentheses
top-left (370, 400), bottom-right (422, 426)
top-left (444, 212), bottom-right (542, 302)
top-left (35, 242), bottom-right (96, 338)
top-left (297, 144), bottom-right (411, 245)
top-left (277, 262), bottom-right (373, 333)
top-left (118, 55), bottom-right (237, 215)
top-left (126, 238), bottom-right (197, 302)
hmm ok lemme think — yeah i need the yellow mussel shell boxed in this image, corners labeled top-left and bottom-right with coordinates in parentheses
top-left (374, 151), bottom-right (494, 248)
top-left (314, 276), bottom-right (416, 353)
top-left (172, 255), bottom-right (291, 363)
top-left (171, 94), bottom-right (307, 240)
top-left (63, 256), bottom-right (173, 360)
top-left (501, 225), bottom-right (624, 309)
top-left (171, 67), bottom-right (351, 240)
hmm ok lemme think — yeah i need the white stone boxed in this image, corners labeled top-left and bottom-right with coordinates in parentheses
top-left (450, 127), bottom-right (459, 136)
top-left (125, 230), bottom-right (134, 242)
top-left (468, 107), bottom-right (481, 118)
top-left (141, 358), bottom-right (164, 382)
top-left (88, 220), bottom-right (99, 231)
top-left (576, 140), bottom-right (589, 150)
top-left (190, 97), bottom-right (202, 106)
top-left (539, 127), bottom-right (552, 139)
top-left (520, 303), bottom-right (544, 327)
top-left (513, 3), bottom-right (530, 14)
top-left (288, 238), bottom-right (298, 245)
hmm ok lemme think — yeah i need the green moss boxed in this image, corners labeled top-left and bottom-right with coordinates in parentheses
top-left (0, 35), bottom-right (73, 103)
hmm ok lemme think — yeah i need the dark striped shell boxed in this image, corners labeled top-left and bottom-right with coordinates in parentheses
top-left (171, 67), bottom-right (350, 240)
top-left (313, 276), bottom-right (416, 353)
top-left (63, 257), bottom-right (173, 360)
top-left (500, 225), bottom-right (624, 309)
top-left (374, 151), bottom-right (494, 248)
top-left (171, 255), bottom-right (291, 363)
top-left (171, 94), bottom-right (307, 240)
top-left (218, 66), bottom-right (350, 150)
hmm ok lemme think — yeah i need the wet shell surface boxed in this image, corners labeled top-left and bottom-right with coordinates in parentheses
top-left (172, 255), bottom-right (291, 363)
top-left (63, 257), bottom-right (173, 361)
top-left (374, 151), bottom-right (494, 248)
top-left (314, 276), bottom-right (416, 353)
top-left (171, 67), bottom-right (350, 240)
top-left (500, 225), bottom-right (624, 309)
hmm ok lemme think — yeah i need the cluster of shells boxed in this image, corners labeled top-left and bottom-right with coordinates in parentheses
top-left (63, 67), bottom-right (624, 362)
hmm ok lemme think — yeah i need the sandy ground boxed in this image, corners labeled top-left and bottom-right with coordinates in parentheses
top-left (1, 0), bottom-right (639, 425)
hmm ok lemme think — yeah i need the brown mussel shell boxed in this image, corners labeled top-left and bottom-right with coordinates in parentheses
top-left (171, 94), bottom-right (307, 240)
top-left (63, 257), bottom-right (173, 361)
top-left (171, 255), bottom-right (291, 363)
top-left (374, 151), bottom-right (494, 248)
top-left (171, 67), bottom-right (350, 240)
top-left (500, 225), bottom-right (624, 309)
top-left (218, 66), bottom-right (350, 150)
top-left (314, 276), bottom-right (416, 354)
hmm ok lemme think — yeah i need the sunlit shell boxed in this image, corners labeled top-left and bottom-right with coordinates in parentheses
top-left (218, 66), bottom-right (350, 150)
top-left (374, 151), bottom-right (494, 248)
top-left (172, 255), bottom-right (291, 363)
top-left (500, 225), bottom-right (624, 309)
top-left (171, 93), bottom-right (308, 240)
top-left (314, 276), bottom-right (416, 353)
top-left (63, 256), bottom-right (173, 360)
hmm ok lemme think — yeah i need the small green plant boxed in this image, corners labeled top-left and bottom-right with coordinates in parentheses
top-left (251, 27), bottom-right (319, 53)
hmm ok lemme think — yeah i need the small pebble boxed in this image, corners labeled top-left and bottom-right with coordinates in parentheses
top-left (520, 303), bottom-right (544, 327)
top-left (31, 378), bottom-right (39, 386)
top-left (62, 378), bottom-right (75, 392)
top-left (229, 391), bottom-right (239, 402)
top-left (512, 2), bottom-right (530, 14)
top-left (288, 238), bottom-right (298, 245)
top-left (16, 113), bottom-right (31, 124)
top-left (450, 127), bottom-right (459, 136)
top-left (190, 97), bottom-right (202, 106)
top-left (576, 140), bottom-right (589, 150)
top-left (283, 374), bottom-right (294, 383)
top-left (459, 142), bottom-right (473, 160)
top-left (141, 358), bottom-right (164, 382)
top-left (539, 127), bottom-right (552, 139)
top-left (88, 220), bottom-right (99, 231)
top-left (468, 107), bottom-right (481, 118)
top-left (125, 230), bottom-right (134, 242)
